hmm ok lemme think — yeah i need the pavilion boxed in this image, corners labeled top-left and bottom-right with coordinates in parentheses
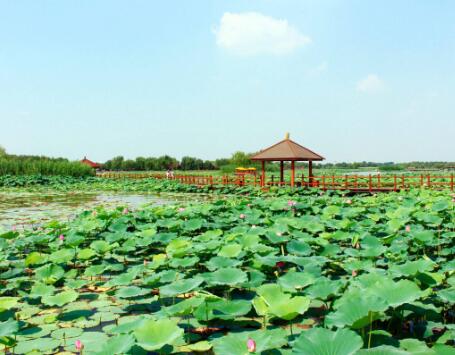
top-left (81, 157), bottom-right (101, 169)
top-left (250, 133), bottom-right (324, 187)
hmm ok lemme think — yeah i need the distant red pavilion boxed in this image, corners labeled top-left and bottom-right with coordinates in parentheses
top-left (81, 156), bottom-right (101, 169)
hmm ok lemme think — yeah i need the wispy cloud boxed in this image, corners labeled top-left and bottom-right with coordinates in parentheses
top-left (214, 12), bottom-right (311, 56)
top-left (356, 74), bottom-right (384, 92)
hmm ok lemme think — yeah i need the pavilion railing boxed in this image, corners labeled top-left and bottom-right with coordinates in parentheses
top-left (97, 172), bottom-right (455, 192)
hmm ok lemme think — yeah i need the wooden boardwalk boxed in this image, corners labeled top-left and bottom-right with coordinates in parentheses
top-left (97, 172), bottom-right (454, 192)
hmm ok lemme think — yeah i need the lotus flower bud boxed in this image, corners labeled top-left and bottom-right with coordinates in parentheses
top-left (276, 261), bottom-right (285, 269)
top-left (143, 259), bottom-right (148, 266)
top-left (352, 270), bottom-right (357, 277)
top-left (247, 338), bottom-right (256, 352)
top-left (239, 214), bottom-right (245, 219)
top-left (405, 225), bottom-right (411, 232)
top-left (59, 235), bottom-right (64, 241)
top-left (287, 200), bottom-right (297, 207)
top-left (75, 339), bottom-right (83, 351)
top-left (92, 210), bottom-right (97, 217)
top-left (122, 208), bottom-right (129, 215)
top-left (178, 207), bottom-right (185, 212)
top-left (12, 225), bottom-right (17, 231)
top-left (346, 199), bottom-right (352, 204)
top-left (276, 232), bottom-right (283, 237)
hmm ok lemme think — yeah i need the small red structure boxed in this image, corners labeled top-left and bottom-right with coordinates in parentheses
top-left (81, 156), bottom-right (101, 169)
top-left (251, 133), bottom-right (324, 187)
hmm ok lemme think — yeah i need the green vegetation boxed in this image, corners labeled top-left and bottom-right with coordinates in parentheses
top-left (0, 186), bottom-right (453, 353)
top-left (0, 154), bottom-right (94, 177)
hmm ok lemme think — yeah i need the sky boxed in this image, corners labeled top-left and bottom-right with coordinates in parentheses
top-left (0, 0), bottom-right (454, 163)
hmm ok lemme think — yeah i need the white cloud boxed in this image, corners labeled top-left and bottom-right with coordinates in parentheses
top-left (356, 74), bottom-right (384, 92)
top-left (214, 12), bottom-right (311, 55)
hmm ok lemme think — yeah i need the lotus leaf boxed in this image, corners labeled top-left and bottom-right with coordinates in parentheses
top-left (134, 318), bottom-right (184, 351)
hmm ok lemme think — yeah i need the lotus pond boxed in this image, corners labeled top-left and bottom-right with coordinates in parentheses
top-left (0, 184), bottom-right (454, 354)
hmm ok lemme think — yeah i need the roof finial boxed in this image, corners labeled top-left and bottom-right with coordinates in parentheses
top-left (285, 132), bottom-right (290, 140)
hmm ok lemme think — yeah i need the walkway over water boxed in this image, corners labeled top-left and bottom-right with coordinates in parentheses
top-left (97, 172), bottom-right (455, 192)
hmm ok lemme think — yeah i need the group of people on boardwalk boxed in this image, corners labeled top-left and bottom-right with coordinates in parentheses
top-left (166, 168), bottom-right (174, 179)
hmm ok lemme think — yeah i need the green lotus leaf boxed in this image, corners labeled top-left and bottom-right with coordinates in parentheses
top-left (42, 289), bottom-right (78, 307)
top-left (50, 327), bottom-right (83, 340)
top-left (292, 327), bottom-right (363, 354)
top-left (14, 338), bottom-right (61, 354)
top-left (367, 278), bottom-right (424, 307)
top-left (160, 297), bottom-right (205, 317)
top-left (205, 268), bottom-right (248, 286)
top-left (166, 239), bottom-right (192, 258)
top-left (213, 328), bottom-right (288, 355)
top-left (357, 345), bottom-right (410, 354)
top-left (92, 334), bottom-right (135, 355)
top-left (34, 264), bottom-right (65, 284)
top-left (0, 297), bottom-right (19, 311)
top-left (287, 240), bottom-right (312, 256)
top-left (25, 252), bottom-right (46, 266)
top-left (178, 340), bottom-right (212, 353)
top-left (90, 240), bottom-right (112, 254)
top-left (183, 218), bottom-right (203, 231)
top-left (77, 248), bottom-right (96, 260)
top-left (399, 338), bottom-right (434, 354)
top-left (134, 318), bottom-right (184, 351)
top-left (254, 284), bottom-right (310, 320)
top-left (304, 277), bottom-right (343, 300)
top-left (278, 271), bottom-right (317, 291)
top-left (65, 331), bottom-right (109, 352)
top-left (49, 248), bottom-right (75, 263)
top-left (205, 256), bottom-right (242, 271)
top-left (218, 243), bottom-right (242, 258)
top-left (326, 293), bottom-right (388, 329)
top-left (432, 344), bottom-right (455, 355)
top-left (0, 319), bottom-right (19, 337)
top-left (115, 286), bottom-right (150, 299)
top-left (159, 277), bottom-right (204, 297)
top-left (412, 231), bottom-right (435, 243)
top-left (390, 259), bottom-right (435, 277)
top-left (30, 283), bottom-right (55, 297)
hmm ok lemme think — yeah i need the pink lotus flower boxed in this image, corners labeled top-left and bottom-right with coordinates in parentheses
top-left (122, 208), bottom-right (129, 215)
top-left (59, 235), bottom-right (65, 241)
top-left (352, 270), bottom-right (357, 277)
top-left (287, 200), bottom-right (297, 207)
top-left (144, 259), bottom-right (148, 266)
top-left (11, 225), bottom-right (16, 231)
top-left (75, 339), bottom-right (83, 351)
top-left (178, 207), bottom-right (185, 213)
top-left (92, 211), bottom-right (97, 217)
top-left (405, 225), bottom-right (411, 232)
top-left (239, 214), bottom-right (246, 219)
top-left (247, 338), bottom-right (256, 352)
top-left (346, 199), bottom-right (352, 204)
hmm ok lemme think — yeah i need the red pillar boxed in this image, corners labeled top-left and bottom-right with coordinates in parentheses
top-left (261, 161), bottom-right (265, 187)
top-left (291, 161), bottom-right (295, 187)
top-left (309, 160), bottom-right (313, 185)
top-left (280, 161), bottom-right (284, 184)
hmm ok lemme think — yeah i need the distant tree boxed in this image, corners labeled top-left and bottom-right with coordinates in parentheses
top-left (0, 145), bottom-right (6, 156)
top-left (230, 151), bottom-right (252, 167)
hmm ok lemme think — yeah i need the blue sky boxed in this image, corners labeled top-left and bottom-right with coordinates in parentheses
top-left (1, 1), bottom-right (454, 163)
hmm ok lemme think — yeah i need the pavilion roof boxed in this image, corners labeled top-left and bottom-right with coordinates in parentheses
top-left (251, 135), bottom-right (324, 161)
top-left (81, 157), bottom-right (101, 168)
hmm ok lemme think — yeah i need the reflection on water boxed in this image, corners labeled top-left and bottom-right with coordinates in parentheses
top-left (0, 191), bottom-right (219, 230)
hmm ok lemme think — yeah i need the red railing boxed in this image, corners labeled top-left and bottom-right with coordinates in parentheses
top-left (97, 172), bottom-right (454, 192)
